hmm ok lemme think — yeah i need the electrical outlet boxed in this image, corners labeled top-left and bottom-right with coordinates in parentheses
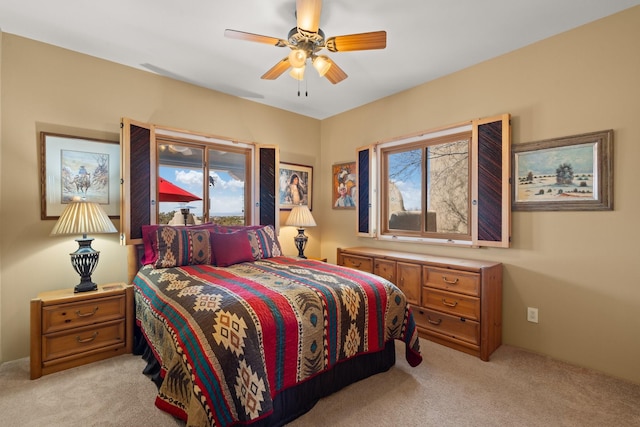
top-left (527, 307), bottom-right (539, 323)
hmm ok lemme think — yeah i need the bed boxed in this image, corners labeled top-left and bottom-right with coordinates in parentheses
top-left (131, 223), bottom-right (422, 426)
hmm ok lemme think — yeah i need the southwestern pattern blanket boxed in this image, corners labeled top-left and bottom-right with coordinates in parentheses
top-left (134, 257), bottom-right (422, 426)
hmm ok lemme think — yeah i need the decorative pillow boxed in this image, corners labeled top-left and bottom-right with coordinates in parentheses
top-left (247, 225), bottom-right (282, 260)
top-left (141, 224), bottom-right (161, 265)
top-left (211, 230), bottom-right (254, 267)
top-left (154, 227), bottom-right (211, 269)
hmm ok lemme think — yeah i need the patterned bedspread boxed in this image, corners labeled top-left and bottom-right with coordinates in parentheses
top-left (134, 257), bottom-right (422, 426)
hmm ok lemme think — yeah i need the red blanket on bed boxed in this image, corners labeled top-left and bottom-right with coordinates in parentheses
top-left (134, 257), bottom-right (421, 426)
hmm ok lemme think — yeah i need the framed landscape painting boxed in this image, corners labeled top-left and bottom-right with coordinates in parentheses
top-left (40, 132), bottom-right (120, 219)
top-left (512, 130), bottom-right (613, 211)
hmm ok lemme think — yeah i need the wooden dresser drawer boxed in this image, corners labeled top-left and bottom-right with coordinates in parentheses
top-left (423, 267), bottom-right (480, 296)
top-left (341, 254), bottom-right (374, 273)
top-left (422, 288), bottom-right (480, 321)
top-left (374, 258), bottom-right (396, 283)
top-left (42, 295), bottom-right (126, 334)
top-left (42, 319), bottom-right (126, 362)
top-left (413, 308), bottom-right (479, 345)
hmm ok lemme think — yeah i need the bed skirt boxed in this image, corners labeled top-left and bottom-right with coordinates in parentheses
top-left (133, 325), bottom-right (396, 426)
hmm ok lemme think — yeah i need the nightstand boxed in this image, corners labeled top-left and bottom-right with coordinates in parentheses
top-left (30, 283), bottom-right (133, 379)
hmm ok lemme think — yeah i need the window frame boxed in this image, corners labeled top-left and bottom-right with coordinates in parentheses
top-left (120, 118), bottom-right (278, 245)
top-left (380, 130), bottom-right (473, 240)
top-left (357, 114), bottom-right (511, 248)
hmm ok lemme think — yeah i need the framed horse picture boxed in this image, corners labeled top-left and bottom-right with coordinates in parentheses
top-left (332, 161), bottom-right (357, 209)
top-left (40, 132), bottom-right (120, 219)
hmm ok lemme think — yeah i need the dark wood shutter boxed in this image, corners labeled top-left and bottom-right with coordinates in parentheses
top-left (120, 119), bottom-right (153, 245)
top-left (258, 146), bottom-right (277, 228)
top-left (474, 114), bottom-right (511, 247)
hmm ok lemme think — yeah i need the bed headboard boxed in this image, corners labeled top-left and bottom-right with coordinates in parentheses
top-left (127, 244), bottom-right (145, 285)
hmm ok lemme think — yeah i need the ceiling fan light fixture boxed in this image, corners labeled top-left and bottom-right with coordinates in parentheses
top-left (289, 66), bottom-right (305, 81)
top-left (312, 55), bottom-right (331, 77)
top-left (288, 49), bottom-right (307, 68)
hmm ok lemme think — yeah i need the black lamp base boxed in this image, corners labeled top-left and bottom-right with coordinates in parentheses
top-left (71, 236), bottom-right (100, 293)
top-left (74, 280), bottom-right (98, 293)
top-left (294, 228), bottom-right (308, 259)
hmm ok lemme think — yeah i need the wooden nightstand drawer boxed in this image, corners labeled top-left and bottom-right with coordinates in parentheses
top-left (42, 319), bottom-right (126, 362)
top-left (341, 254), bottom-right (374, 273)
top-left (42, 295), bottom-right (126, 334)
top-left (422, 288), bottom-right (480, 321)
top-left (423, 267), bottom-right (480, 296)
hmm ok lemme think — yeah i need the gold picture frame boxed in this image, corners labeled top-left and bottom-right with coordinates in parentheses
top-left (279, 162), bottom-right (313, 210)
top-left (332, 161), bottom-right (357, 209)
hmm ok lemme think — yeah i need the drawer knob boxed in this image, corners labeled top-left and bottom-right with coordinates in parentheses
top-left (442, 276), bottom-right (459, 285)
top-left (351, 261), bottom-right (362, 268)
top-left (75, 306), bottom-right (99, 318)
top-left (442, 298), bottom-right (458, 307)
top-left (427, 316), bottom-right (442, 326)
top-left (76, 331), bottom-right (99, 344)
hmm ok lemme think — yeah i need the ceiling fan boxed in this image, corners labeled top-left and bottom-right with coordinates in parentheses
top-left (224, 0), bottom-right (386, 84)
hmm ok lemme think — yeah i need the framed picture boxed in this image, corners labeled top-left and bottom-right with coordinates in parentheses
top-left (40, 132), bottom-right (120, 219)
top-left (279, 162), bottom-right (313, 210)
top-left (332, 161), bottom-right (357, 209)
top-left (512, 130), bottom-right (613, 211)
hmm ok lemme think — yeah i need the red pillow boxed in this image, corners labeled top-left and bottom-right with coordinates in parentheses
top-left (211, 230), bottom-right (254, 267)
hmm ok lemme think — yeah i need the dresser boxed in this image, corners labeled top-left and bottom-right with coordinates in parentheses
top-left (337, 247), bottom-right (502, 361)
top-left (30, 283), bottom-right (134, 379)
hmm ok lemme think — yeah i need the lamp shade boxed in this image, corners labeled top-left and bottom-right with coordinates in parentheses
top-left (288, 49), bottom-right (307, 68)
top-left (285, 204), bottom-right (316, 228)
top-left (289, 66), bottom-right (305, 81)
top-left (50, 200), bottom-right (117, 236)
top-left (312, 55), bottom-right (331, 77)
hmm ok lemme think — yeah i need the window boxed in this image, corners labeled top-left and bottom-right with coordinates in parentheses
top-left (120, 119), bottom-right (277, 244)
top-left (156, 141), bottom-right (252, 226)
top-left (382, 131), bottom-right (471, 239)
top-left (358, 114), bottom-right (511, 248)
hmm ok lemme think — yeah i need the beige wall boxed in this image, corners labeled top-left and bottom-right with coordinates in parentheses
top-left (320, 6), bottom-right (640, 384)
top-left (0, 34), bottom-right (321, 363)
top-left (1, 6), bottom-right (639, 385)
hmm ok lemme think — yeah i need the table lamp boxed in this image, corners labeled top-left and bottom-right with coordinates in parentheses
top-left (50, 199), bottom-right (117, 293)
top-left (285, 204), bottom-right (316, 258)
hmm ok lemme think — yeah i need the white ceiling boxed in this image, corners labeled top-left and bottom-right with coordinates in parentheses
top-left (2, 1), bottom-right (639, 119)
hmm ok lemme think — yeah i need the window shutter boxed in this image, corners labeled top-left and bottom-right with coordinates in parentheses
top-left (257, 146), bottom-right (279, 231)
top-left (356, 145), bottom-right (376, 237)
top-left (472, 114), bottom-right (511, 247)
top-left (120, 118), bottom-right (155, 245)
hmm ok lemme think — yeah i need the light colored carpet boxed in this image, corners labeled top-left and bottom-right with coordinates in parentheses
top-left (1, 339), bottom-right (638, 427)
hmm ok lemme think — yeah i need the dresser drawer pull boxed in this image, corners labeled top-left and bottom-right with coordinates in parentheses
top-left (76, 332), bottom-right (99, 343)
top-left (76, 307), bottom-right (99, 317)
top-left (442, 276), bottom-right (459, 285)
top-left (441, 298), bottom-right (458, 307)
top-left (350, 261), bottom-right (362, 268)
top-left (427, 316), bottom-right (442, 326)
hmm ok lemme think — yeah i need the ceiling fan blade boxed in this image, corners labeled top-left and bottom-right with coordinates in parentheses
top-left (325, 31), bottom-right (387, 52)
top-left (324, 58), bottom-right (348, 84)
top-left (261, 58), bottom-right (291, 80)
top-left (296, 0), bottom-right (322, 33)
top-left (224, 29), bottom-right (287, 47)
